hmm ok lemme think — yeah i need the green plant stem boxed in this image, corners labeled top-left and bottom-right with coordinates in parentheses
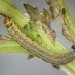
top-left (0, 0), bottom-right (75, 74)
top-left (0, 0), bottom-right (29, 27)
top-left (0, 39), bottom-right (31, 54)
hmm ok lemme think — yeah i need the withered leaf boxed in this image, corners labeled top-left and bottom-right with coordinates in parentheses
top-left (24, 4), bottom-right (39, 21)
top-left (24, 4), bottom-right (50, 25)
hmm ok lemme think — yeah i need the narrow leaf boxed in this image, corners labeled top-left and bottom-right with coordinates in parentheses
top-left (0, 35), bottom-right (31, 54)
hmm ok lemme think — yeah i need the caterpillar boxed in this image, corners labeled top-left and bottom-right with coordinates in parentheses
top-left (3, 16), bottom-right (75, 69)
